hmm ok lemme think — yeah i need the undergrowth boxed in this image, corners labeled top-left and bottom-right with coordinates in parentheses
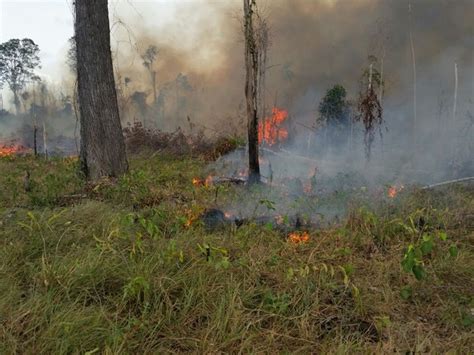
top-left (0, 154), bottom-right (473, 353)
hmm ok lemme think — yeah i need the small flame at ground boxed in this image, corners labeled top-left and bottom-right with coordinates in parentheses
top-left (258, 107), bottom-right (289, 146)
top-left (288, 231), bottom-right (310, 244)
top-left (205, 175), bottom-right (213, 186)
top-left (0, 144), bottom-right (29, 157)
top-left (388, 185), bottom-right (404, 198)
top-left (192, 175), bottom-right (214, 187)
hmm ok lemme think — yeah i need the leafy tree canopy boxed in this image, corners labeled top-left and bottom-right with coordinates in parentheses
top-left (318, 84), bottom-right (351, 127)
top-left (0, 38), bottom-right (41, 93)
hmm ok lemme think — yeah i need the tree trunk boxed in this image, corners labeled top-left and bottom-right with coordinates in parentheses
top-left (152, 71), bottom-right (157, 103)
top-left (453, 62), bottom-right (458, 122)
top-left (75, 0), bottom-right (128, 180)
top-left (13, 90), bottom-right (21, 115)
top-left (409, 2), bottom-right (417, 149)
top-left (244, 0), bottom-right (260, 184)
top-left (42, 120), bottom-right (48, 158)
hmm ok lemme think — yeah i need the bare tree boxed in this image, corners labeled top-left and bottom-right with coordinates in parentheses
top-left (356, 62), bottom-right (383, 160)
top-left (408, 2), bottom-right (417, 148)
top-left (256, 14), bottom-right (270, 125)
top-left (244, 0), bottom-right (260, 184)
top-left (141, 45), bottom-right (159, 103)
top-left (453, 62), bottom-right (458, 122)
top-left (75, 0), bottom-right (128, 179)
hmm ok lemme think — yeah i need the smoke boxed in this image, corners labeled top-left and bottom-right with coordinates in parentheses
top-left (104, 0), bottom-right (473, 131)
top-left (1, 0), bottom-right (472, 184)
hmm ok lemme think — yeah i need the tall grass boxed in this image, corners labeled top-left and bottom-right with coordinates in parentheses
top-left (0, 154), bottom-right (473, 353)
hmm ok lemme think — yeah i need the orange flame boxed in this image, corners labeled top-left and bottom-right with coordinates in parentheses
top-left (387, 185), bottom-right (404, 198)
top-left (185, 218), bottom-right (194, 227)
top-left (205, 175), bottom-right (213, 187)
top-left (192, 175), bottom-right (214, 187)
top-left (0, 144), bottom-right (29, 157)
top-left (258, 107), bottom-right (289, 146)
top-left (288, 231), bottom-right (310, 244)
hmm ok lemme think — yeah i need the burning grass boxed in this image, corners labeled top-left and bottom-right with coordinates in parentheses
top-left (0, 142), bottom-right (31, 157)
top-left (0, 154), bottom-right (473, 353)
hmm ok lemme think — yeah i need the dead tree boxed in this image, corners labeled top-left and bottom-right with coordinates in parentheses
top-left (256, 15), bottom-right (269, 128)
top-left (75, 0), bottom-right (128, 179)
top-left (356, 63), bottom-right (383, 160)
top-left (244, 0), bottom-right (260, 184)
top-left (141, 45), bottom-right (158, 103)
top-left (408, 2), bottom-right (417, 148)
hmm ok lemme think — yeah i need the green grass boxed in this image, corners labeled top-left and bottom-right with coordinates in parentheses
top-left (0, 153), bottom-right (473, 353)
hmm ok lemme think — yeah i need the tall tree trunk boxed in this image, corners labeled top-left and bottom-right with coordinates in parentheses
top-left (42, 120), bottom-right (48, 158)
top-left (13, 90), bottom-right (21, 115)
top-left (152, 71), bottom-right (157, 103)
top-left (409, 2), bottom-right (417, 149)
top-left (244, 0), bottom-right (260, 184)
top-left (75, 0), bottom-right (128, 180)
top-left (453, 62), bottom-right (458, 122)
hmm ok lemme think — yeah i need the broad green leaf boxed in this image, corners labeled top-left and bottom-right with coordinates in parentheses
top-left (438, 231), bottom-right (448, 241)
top-left (420, 235), bottom-right (433, 255)
top-left (449, 244), bottom-right (459, 257)
top-left (402, 246), bottom-right (416, 273)
top-left (412, 264), bottom-right (426, 280)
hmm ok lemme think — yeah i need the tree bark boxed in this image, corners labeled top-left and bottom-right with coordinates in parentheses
top-left (244, 0), bottom-right (260, 184)
top-left (453, 62), bottom-right (458, 122)
top-left (13, 90), bottom-right (21, 115)
top-left (409, 2), bottom-right (417, 149)
top-left (75, 0), bottom-right (128, 180)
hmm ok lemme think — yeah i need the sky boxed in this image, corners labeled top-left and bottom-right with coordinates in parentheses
top-left (0, 0), bottom-right (74, 80)
top-left (0, 0), bottom-right (224, 97)
top-left (1, 0), bottom-right (472, 115)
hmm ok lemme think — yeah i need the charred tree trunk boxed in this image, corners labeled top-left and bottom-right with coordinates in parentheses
top-left (75, 0), bottom-right (128, 180)
top-left (244, 0), bottom-right (260, 184)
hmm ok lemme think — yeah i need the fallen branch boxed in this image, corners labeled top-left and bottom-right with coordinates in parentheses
top-left (210, 177), bottom-right (247, 185)
top-left (422, 176), bottom-right (474, 190)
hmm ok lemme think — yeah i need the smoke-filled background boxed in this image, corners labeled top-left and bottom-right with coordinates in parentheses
top-left (1, 0), bottom-right (473, 184)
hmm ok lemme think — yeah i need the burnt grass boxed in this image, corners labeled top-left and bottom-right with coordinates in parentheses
top-left (0, 152), bottom-right (473, 353)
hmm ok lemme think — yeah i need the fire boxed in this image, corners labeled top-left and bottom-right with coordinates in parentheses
top-left (185, 218), bottom-right (193, 227)
top-left (258, 107), bottom-right (289, 146)
top-left (0, 144), bottom-right (29, 157)
top-left (205, 175), bottom-right (213, 186)
top-left (192, 175), bottom-right (214, 187)
top-left (387, 185), bottom-right (404, 198)
top-left (288, 231), bottom-right (310, 244)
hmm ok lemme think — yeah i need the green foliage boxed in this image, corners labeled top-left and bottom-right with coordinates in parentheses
top-left (262, 291), bottom-right (291, 314)
top-left (401, 230), bottom-right (460, 283)
top-left (318, 84), bottom-right (352, 144)
top-left (0, 154), bottom-right (473, 352)
top-left (318, 85), bottom-right (351, 126)
top-left (0, 38), bottom-right (41, 109)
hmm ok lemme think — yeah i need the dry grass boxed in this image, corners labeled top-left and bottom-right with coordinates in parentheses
top-left (0, 153), bottom-right (473, 353)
